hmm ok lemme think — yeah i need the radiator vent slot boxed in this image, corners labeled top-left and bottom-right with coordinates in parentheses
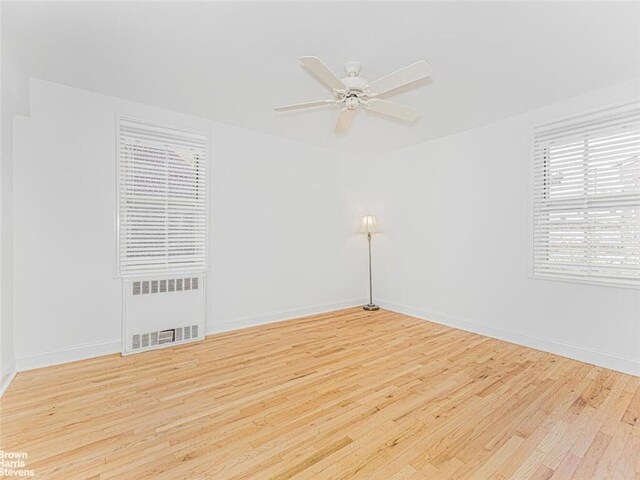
top-left (133, 277), bottom-right (200, 295)
top-left (159, 329), bottom-right (175, 344)
top-left (130, 326), bottom-right (200, 351)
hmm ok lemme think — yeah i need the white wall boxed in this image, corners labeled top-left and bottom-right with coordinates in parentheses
top-left (350, 79), bottom-right (640, 376)
top-left (1, 4), bottom-right (19, 395)
top-left (0, 89), bottom-right (16, 395)
top-left (9, 76), bottom-right (640, 378)
top-left (12, 79), bottom-right (365, 370)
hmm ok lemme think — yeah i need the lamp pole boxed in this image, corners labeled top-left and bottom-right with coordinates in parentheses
top-left (364, 231), bottom-right (379, 311)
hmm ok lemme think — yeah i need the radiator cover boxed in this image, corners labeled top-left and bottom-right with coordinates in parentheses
top-left (122, 276), bottom-right (206, 355)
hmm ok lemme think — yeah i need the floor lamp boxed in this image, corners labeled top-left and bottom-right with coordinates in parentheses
top-left (359, 215), bottom-right (380, 311)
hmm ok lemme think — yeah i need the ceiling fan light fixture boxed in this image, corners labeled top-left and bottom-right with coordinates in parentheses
top-left (345, 97), bottom-right (359, 110)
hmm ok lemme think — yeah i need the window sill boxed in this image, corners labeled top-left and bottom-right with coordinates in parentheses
top-left (527, 273), bottom-right (640, 290)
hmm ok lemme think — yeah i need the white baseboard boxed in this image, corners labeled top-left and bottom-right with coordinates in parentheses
top-left (14, 299), bottom-right (368, 372)
top-left (16, 339), bottom-right (121, 372)
top-left (0, 358), bottom-right (17, 397)
top-left (207, 298), bottom-right (367, 336)
top-left (379, 300), bottom-right (640, 377)
top-left (10, 298), bottom-right (637, 379)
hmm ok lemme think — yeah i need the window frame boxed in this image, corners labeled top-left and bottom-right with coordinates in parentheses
top-left (529, 99), bottom-right (640, 289)
top-left (115, 115), bottom-right (210, 279)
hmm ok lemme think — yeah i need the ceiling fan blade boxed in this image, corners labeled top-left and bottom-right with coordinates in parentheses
top-left (335, 109), bottom-right (355, 134)
top-left (366, 99), bottom-right (420, 122)
top-left (299, 56), bottom-right (346, 92)
top-left (274, 99), bottom-right (335, 111)
top-left (367, 61), bottom-right (432, 96)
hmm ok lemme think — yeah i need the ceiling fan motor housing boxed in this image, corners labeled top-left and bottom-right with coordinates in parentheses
top-left (341, 76), bottom-right (369, 92)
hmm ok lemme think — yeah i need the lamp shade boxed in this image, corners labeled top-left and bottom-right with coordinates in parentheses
top-left (358, 215), bottom-right (379, 234)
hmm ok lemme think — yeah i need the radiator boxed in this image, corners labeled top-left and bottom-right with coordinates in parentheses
top-left (122, 275), bottom-right (206, 355)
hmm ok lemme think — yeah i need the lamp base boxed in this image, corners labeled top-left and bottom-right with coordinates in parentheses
top-left (363, 304), bottom-right (380, 311)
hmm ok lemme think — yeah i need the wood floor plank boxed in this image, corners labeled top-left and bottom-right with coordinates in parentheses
top-left (1, 307), bottom-right (638, 479)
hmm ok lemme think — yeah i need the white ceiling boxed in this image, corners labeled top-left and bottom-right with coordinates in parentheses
top-left (4, 1), bottom-right (640, 155)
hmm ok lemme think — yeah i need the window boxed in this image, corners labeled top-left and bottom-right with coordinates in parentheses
top-left (118, 117), bottom-right (208, 277)
top-left (532, 101), bottom-right (640, 287)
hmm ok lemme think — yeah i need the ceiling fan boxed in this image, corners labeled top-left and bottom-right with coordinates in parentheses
top-left (274, 56), bottom-right (432, 134)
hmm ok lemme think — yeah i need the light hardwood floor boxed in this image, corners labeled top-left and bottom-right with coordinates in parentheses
top-left (1, 308), bottom-right (638, 479)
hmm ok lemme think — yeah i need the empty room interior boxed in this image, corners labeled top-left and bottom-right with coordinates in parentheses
top-left (0, 1), bottom-right (639, 478)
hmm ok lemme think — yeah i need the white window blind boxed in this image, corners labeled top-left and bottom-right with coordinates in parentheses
top-left (532, 100), bottom-right (640, 288)
top-left (118, 117), bottom-right (208, 277)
